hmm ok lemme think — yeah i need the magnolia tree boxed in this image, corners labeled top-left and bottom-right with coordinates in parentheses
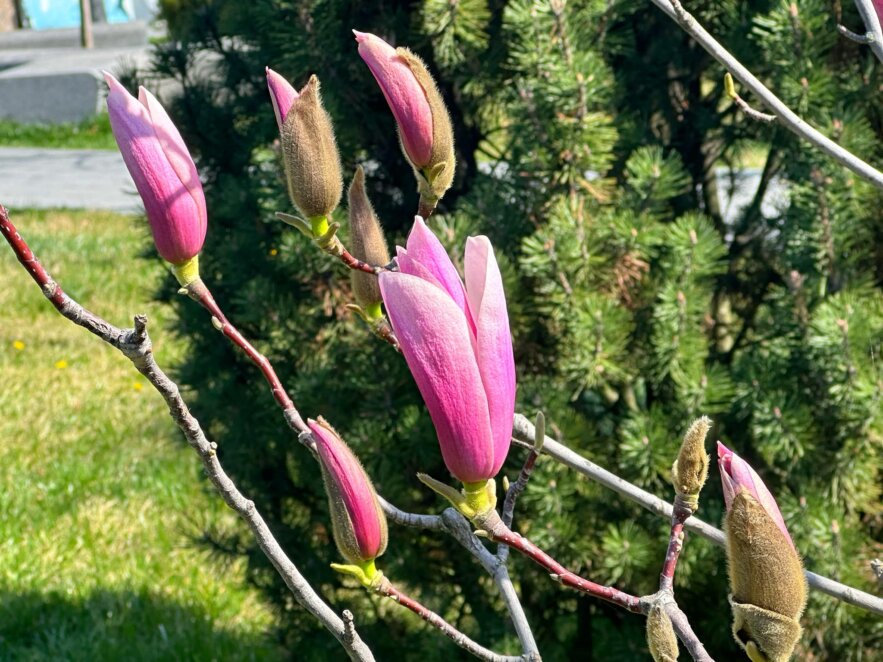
top-left (3, 5), bottom-right (883, 662)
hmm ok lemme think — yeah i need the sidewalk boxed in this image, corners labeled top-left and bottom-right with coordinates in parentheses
top-left (0, 146), bottom-right (139, 212)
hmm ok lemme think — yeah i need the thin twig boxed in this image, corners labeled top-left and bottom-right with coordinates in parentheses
top-left (648, 0), bottom-right (883, 190)
top-left (0, 206), bottom-right (375, 662)
top-left (381, 500), bottom-right (541, 661)
top-left (512, 413), bottom-right (883, 616)
top-left (837, 24), bottom-right (874, 44)
top-left (851, 0), bottom-right (883, 63)
top-left (377, 579), bottom-right (530, 662)
top-left (662, 598), bottom-right (714, 662)
top-left (498, 412), bottom-right (544, 562)
top-left (481, 514), bottom-right (643, 613)
top-left (184, 279), bottom-right (309, 434)
top-left (724, 73), bottom-right (776, 124)
top-left (659, 494), bottom-right (694, 592)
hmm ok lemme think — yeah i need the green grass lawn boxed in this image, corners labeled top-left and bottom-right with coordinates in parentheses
top-left (0, 210), bottom-right (284, 661)
top-left (0, 114), bottom-right (116, 150)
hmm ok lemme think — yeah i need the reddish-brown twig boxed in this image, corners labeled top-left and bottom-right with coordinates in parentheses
top-left (376, 579), bottom-right (529, 662)
top-left (184, 279), bottom-right (308, 434)
top-left (659, 494), bottom-right (694, 592)
top-left (480, 515), bottom-right (642, 613)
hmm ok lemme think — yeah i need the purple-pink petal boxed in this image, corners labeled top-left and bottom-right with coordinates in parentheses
top-left (310, 420), bottom-right (385, 560)
top-left (464, 236), bottom-right (515, 474)
top-left (399, 217), bottom-right (471, 323)
top-left (104, 72), bottom-right (206, 264)
top-left (717, 442), bottom-right (794, 549)
top-left (353, 30), bottom-right (433, 167)
top-left (266, 67), bottom-right (299, 129)
top-left (139, 87), bottom-right (207, 234)
top-left (379, 271), bottom-right (494, 483)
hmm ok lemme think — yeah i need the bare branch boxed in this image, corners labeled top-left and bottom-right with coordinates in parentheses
top-left (498, 412), bottom-right (544, 562)
top-left (659, 494), bottom-right (694, 592)
top-left (380, 500), bottom-right (540, 660)
top-left (648, 0), bottom-right (883, 190)
top-left (724, 73), bottom-right (776, 124)
top-left (837, 24), bottom-right (874, 44)
top-left (662, 598), bottom-right (714, 662)
top-left (377, 579), bottom-right (531, 662)
top-left (513, 413), bottom-right (883, 616)
top-left (851, 0), bottom-right (883, 63)
top-left (0, 206), bottom-right (376, 661)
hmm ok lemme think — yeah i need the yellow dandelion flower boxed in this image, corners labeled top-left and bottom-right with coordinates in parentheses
top-left (134, 382), bottom-right (143, 391)
top-left (13, 340), bottom-right (25, 351)
top-left (55, 360), bottom-right (68, 369)
top-left (269, 248), bottom-right (278, 256)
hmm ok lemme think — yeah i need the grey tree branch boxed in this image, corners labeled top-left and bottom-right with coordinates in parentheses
top-left (648, 0), bottom-right (883, 190)
top-left (512, 413), bottom-right (883, 616)
top-left (380, 498), bottom-right (541, 661)
top-left (850, 0), bottom-right (883, 63)
top-left (0, 208), bottom-right (376, 662)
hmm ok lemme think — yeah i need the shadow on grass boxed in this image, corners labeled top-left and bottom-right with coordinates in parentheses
top-left (0, 588), bottom-right (281, 662)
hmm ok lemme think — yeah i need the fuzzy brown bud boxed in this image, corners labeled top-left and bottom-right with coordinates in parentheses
top-left (646, 604), bottom-right (679, 662)
top-left (347, 166), bottom-right (390, 311)
top-left (280, 75), bottom-right (343, 220)
top-left (671, 416), bottom-right (711, 502)
top-left (725, 492), bottom-right (807, 662)
top-left (394, 48), bottom-right (456, 215)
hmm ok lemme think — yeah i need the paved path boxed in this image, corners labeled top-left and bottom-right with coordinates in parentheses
top-left (0, 147), bottom-right (139, 213)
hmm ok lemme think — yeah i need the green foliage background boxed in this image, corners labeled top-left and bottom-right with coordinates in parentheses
top-left (149, 0), bottom-right (882, 659)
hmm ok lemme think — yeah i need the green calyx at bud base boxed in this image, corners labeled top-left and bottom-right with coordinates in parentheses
top-left (417, 473), bottom-right (497, 520)
top-left (330, 558), bottom-right (384, 590)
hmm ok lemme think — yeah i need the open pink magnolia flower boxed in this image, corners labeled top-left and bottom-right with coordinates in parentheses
top-left (717, 441), bottom-right (794, 550)
top-left (104, 72), bottom-right (206, 266)
top-left (378, 218), bottom-right (516, 484)
top-left (265, 67), bottom-right (299, 129)
top-left (354, 31), bottom-right (434, 168)
top-left (310, 418), bottom-right (388, 564)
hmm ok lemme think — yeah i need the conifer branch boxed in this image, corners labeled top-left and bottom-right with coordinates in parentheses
top-left (512, 413), bottom-right (883, 616)
top-left (0, 206), bottom-right (376, 662)
top-left (649, 0), bottom-right (883, 190)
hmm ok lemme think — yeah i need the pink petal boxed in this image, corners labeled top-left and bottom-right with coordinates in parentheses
top-left (354, 30), bottom-right (433, 167)
top-left (464, 236), bottom-right (516, 474)
top-left (266, 67), bottom-right (299, 129)
top-left (717, 441), bottom-right (794, 549)
top-left (399, 217), bottom-right (471, 320)
top-left (379, 271), bottom-right (495, 482)
top-left (104, 72), bottom-right (205, 264)
top-left (139, 87), bottom-right (207, 234)
top-left (310, 420), bottom-right (385, 560)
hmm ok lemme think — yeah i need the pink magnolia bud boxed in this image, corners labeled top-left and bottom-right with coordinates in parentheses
top-left (354, 31), bottom-right (455, 214)
top-left (378, 217), bottom-right (515, 483)
top-left (104, 72), bottom-right (207, 269)
top-left (354, 31), bottom-right (433, 167)
top-left (717, 442), bottom-right (793, 549)
top-left (310, 418), bottom-right (388, 565)
top-left (266, 67), bottom-right (299, 129)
